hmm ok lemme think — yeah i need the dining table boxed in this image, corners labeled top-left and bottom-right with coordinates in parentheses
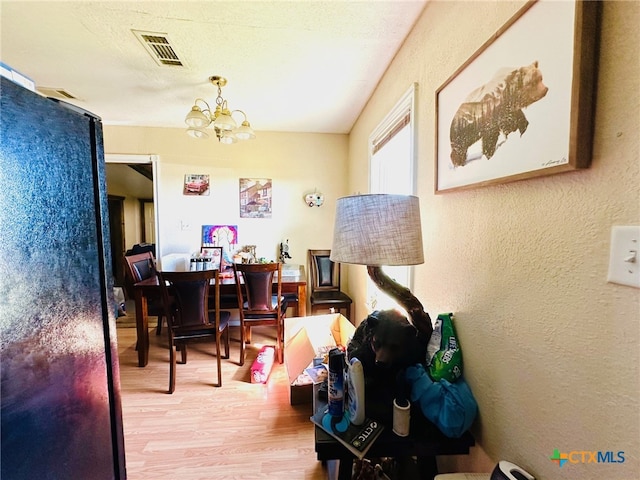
top-left (132, 265), bottom-right (307, 367)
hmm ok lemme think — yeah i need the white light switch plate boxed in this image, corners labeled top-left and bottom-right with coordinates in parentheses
top-left (607, 225), bottom-right (640, 288)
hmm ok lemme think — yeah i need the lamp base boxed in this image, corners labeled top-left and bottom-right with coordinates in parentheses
top-left (367, 266), bottom-right (433, 340)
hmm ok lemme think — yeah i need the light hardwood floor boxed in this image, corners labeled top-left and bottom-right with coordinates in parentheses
top-left (116, 321), bottom-right (328, 479)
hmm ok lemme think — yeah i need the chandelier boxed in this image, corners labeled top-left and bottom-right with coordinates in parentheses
top-left (184, 76), bottom-right (255, 144)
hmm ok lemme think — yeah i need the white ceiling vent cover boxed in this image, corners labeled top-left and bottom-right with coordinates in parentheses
top-left (37, 87), bottom-right (79, 100)
top-left (133, 30), bottom-right (184, 67)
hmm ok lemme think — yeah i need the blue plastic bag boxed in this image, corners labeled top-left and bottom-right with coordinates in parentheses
top-left (405, 364), bottom-right (477, 438)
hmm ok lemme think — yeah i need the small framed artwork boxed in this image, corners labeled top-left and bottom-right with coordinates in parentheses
top-left (201, 246), bottom-right (223, 270)
top-left (239, 178), bottom-right (272, 218)
top-left (202, 225), bottom-right (238, 250)
top-left (435, 0), bottom-right (599, 192)
top-left (183, 174), bottom-right (210, 196)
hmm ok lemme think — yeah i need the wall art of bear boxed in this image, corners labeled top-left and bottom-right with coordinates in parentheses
top-left (449, 60), bottom-right (548, 167)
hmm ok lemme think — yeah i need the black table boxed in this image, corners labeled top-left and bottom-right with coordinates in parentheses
top-left (313, 385), bottom-right (475, 480)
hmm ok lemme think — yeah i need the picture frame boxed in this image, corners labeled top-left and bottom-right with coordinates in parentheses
top-left (239, 178), bottom-right (272, 218)
top-left (183, 173), bottom-right (210, 196)
top-left (200, 246), bottom-right (223, 270)
top-left (435, 0), bottom-right (599, 193)
top-left (202, 225), bottom-right (238, 249)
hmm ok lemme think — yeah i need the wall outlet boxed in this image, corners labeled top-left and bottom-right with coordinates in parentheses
top-left (180, 220), bottom-right (192, 231)
top-left (607, 225), bottom-right (640, 288)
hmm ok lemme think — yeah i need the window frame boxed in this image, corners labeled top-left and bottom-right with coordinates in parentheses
top-left (369, 83), bottom-right (418, 195)
top-left (367, 83), bottom-right (419, 311)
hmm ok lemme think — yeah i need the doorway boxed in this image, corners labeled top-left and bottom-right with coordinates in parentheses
top-left (104, 154), bottom-right (160, 290)
top-left (108, 195), bottom-right (126, 286)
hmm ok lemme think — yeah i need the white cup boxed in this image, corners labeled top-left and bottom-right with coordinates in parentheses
top-left (392, 398), bottom-right (410, 437)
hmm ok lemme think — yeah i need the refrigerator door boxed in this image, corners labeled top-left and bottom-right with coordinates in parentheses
top-left (0, 78), bottom-right (125, 479)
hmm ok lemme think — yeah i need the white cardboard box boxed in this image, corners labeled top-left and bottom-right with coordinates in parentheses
top-left (284, 313), bottom-right (356, 406)
top-left (160, 253), bottom-right (190, 271)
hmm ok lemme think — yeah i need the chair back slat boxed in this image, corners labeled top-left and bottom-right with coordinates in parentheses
top-left (125, 252), bottom-right (156, 282)
top-left (158, 270), bottom-right (215, 329)
top-left (308, 249), bottom-right (352, 320)
top-left (243, 270), bottom-right (277, 312)
top-left (316, 256), bottom-right (335, 287)
top-left (309, 249), bottom-right (340, 292)
top-left (232, 262), bottom-right (284, 365)
top-left (233, 263), bottom-right (282, 314)
top-left (132, 259), bottom-right (154, 281)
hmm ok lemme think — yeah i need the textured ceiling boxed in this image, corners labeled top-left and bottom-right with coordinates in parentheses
top-left (0, 1), bottom-right (427, 134)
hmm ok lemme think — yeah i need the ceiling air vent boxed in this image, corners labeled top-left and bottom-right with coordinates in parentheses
top-left (37, 87), bottom-right (79, 100)
top-left (133, 30), bottom-right (184, 67)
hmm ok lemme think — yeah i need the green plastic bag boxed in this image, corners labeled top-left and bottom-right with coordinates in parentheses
top-left (426, 313), bottom-right (463, 382)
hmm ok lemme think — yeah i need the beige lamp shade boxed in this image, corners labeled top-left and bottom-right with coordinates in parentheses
top-left (330, 194), bottom-right (424, 266)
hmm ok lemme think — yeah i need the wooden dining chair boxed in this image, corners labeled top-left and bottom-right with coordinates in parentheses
top-left (233, 262), bottom-right (286, 366)
top-left (124, 251), bottom-right (165, 335)
top-left (308, 249), bottom-right (352, 320)
top-left (157, 269), bottom-right (231, 393)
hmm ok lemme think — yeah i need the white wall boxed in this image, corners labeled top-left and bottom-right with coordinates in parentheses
top-left (103, 127), bottom-right (348, 274)
top-left (348, 1), bottom-right (639, 479)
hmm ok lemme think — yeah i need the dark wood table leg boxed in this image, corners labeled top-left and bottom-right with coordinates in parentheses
top-left (297, 284), bottom-right (306, 316)
top-left (135, 290), bottom-right (149, 367)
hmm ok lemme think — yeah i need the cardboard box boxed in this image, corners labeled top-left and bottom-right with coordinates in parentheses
top-left (160, 253), bottom-right (190, 271)
top-left (284, 313), bottom-right (356, 406)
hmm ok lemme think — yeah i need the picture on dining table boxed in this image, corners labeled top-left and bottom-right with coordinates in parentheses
top-left (239, 178), bottom-right (272, 218)
top-left (200, 246), bottom-right (223, 270)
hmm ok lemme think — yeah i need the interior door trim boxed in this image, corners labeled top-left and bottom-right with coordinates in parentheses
top-left (105, 154), bottom-right (160, 261)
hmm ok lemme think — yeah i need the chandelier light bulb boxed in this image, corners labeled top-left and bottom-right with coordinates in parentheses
top-left (219, 132), bottom-right (237, 144)
top-left (186, 127), bottom-right (209, 139)
top-left (234, 120), bottom-right (256, 140)
top-left (184, 105), bottom-right (210, 128)
top-left (213, 110), bottom-right (237, 131)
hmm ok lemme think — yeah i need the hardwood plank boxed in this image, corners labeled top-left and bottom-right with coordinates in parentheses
top-left (117, 324), bottom-right (327, 479)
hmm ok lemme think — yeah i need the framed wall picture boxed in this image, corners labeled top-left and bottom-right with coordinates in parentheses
top-left (201, 246), bottom-right (223, 270)
top-left (239, 178), bottom-right (272, 218)
top-left (435, 0), bottom-right (599, 192)
top-left (202, 225), bottom-right (238, 248)
top-left (183, 173), bottom-right (210, 196)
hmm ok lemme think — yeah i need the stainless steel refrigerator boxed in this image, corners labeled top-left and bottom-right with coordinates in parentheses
top-left (0, 77), bottom-right (126, 479)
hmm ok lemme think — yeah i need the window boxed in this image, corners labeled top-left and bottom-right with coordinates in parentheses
top-left (368, 84), bottom-right (418, 312)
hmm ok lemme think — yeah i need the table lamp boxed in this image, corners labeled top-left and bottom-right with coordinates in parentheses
top-left (330, 194), bottom-right (433, 339)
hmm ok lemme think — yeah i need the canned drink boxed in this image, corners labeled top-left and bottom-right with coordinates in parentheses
top-left (328, 348), bottom-right (345, 417)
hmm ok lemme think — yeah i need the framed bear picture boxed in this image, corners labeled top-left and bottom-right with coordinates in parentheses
top-left (435, 0), bottom-right (600, 193)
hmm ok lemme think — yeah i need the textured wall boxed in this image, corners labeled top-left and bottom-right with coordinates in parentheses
top-left (348, 1), bottom-right (639, 479)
